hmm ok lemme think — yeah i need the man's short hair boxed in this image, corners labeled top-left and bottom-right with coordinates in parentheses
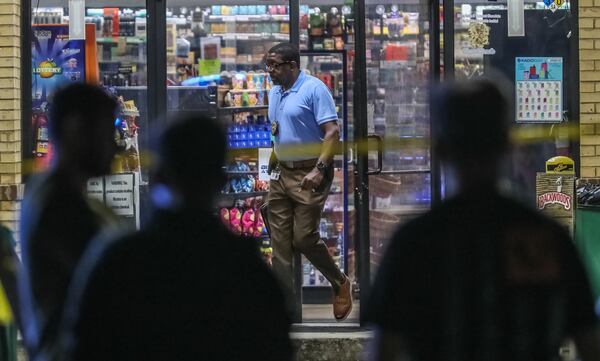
top-left (268, 43), bottom-right (300, 67)
top-left (431, 79), bottom-right (510, 160)
top-left (49, 83), bottom-right (117, 144)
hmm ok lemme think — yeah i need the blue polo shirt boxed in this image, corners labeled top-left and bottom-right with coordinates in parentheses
top-left (268, 71), bottom-right (338, 161)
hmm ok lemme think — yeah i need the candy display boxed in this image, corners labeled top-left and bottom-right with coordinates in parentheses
top-left (222, 71), bottom-right (271, 108)
top-left (220, 201), bottom-right (269, 238)
top-left (222, 160), bottom-right (270, 194)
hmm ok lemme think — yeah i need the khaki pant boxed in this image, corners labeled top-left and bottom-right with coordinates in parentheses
top-left (268, 164), bottom-right (345, 312)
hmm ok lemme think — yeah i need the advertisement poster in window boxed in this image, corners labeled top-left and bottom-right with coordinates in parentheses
top-left (31, 25), bottom-right (86, 170)
top-left (515, 57), bottom-right (563, 123)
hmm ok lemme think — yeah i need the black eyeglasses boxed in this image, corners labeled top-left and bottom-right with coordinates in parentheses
top-left (264, 61), bottom-right (292, 71)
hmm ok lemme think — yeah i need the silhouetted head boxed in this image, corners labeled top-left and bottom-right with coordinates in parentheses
top-left (49, 83), bottom-right (118, 177)
top-left (432, 79), bottom-right (509, 169)
top-left (151, 115), bottom-right (227, 210)
top-left (266, 43), bottom-right (300, 89)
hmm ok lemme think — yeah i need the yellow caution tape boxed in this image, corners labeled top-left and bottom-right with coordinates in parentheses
top-left (19, 123), bottom-right (583, 177)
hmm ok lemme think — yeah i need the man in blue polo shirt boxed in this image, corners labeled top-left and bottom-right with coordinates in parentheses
top-left (265, 43), bottom-right (352, 321)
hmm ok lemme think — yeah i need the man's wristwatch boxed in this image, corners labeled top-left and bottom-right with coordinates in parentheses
top-left (316, 161), bottom-right (327, 173)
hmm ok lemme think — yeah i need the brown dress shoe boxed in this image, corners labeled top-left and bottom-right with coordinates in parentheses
top-left (333, 275), bottom-right (352, 321)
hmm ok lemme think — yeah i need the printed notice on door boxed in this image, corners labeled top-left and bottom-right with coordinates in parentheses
top-left (105, 173), bottom-right (135, 217)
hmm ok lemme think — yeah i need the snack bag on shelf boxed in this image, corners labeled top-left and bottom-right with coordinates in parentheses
top-left (242, 209), bottom-right (256, 236)
top-left (233, 93), bottom-right (242, 107)
top-left (230, 178), bottom-right (242, 193)
top-left (248, 92), bottom-right (258, 106)
top-left (220, 208), bottom-right (230, 227)
top-left (229, 208), bottom-right (242, 234)
top-left (255, 211), bottom-right (266, 237)
top-left (246, 73), bottom-right (255, 90)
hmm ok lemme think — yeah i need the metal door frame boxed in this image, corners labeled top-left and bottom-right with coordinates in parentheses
top-left (352, 0), bottom-right (442, 322)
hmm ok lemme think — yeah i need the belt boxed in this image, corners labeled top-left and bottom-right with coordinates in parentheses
top-left (278, 158), bottom-right (319, 169)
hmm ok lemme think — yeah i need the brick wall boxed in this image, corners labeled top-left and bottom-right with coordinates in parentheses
top-left (0, 0), bottom-right (22, 237)
top-left (580, 1), bottom-right (600, 177)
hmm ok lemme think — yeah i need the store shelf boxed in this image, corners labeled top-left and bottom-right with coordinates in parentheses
top-left (99, 60), bottom-right (147, 64)
top-left (221, 59), bottom-right (262, 65)
top-left (225, 170), bottom-right (259, 175)
top-left (209, 33), bottom-right (289, 41)
top-left (219, 105), bottom-right (269, 112)
top-left (97, 37), bottom-right (146, 44)
top-left (374, 205), bottom-right (430, 215)
top-left (219, 191), bottom-right (268, 198)
top-left (115, 86), bottom-right (148, 90)
top-left (227, 89), bottom-right (268, 94)
top-left (207, 14), bottom-right (289, 22)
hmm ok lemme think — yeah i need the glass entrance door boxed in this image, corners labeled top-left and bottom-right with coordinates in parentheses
top-left (361, 0), bottom-right (433, 279)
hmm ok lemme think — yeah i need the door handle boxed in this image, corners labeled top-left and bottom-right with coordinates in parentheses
top-left (366, 134), bottom-right (383, 175)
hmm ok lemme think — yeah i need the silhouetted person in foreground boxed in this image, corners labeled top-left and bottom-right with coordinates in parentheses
top-left (365, 80), bottom-right (600, 361)
top-left (0, 224), bottom-right (19, 361)
top-left (58, 115), bottom-right (292, 361)
top-left (19, 84), bottom-right (118, 359)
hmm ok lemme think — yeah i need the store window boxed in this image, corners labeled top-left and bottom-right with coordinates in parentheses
top-left (30, 0), bottom-right (148, 227)
top-left (451, 0), bottom-right (577, 203)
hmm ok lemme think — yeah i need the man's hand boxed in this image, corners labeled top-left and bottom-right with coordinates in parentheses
top-left (300, 168), bottom-right (324, 191)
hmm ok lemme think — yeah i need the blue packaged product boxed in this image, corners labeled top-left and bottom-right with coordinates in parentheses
top-left (248, 140), bottom-right (256, 148)
top-left (212, 5), bottom-right (221, 15)
top-left (231, 6), bottom-right (239, 15)
top-left (231, 178), bottom-right (242, 193)
top-left (257, 5), bottom-right (267, 14)
top-left (239, 6), bottom-right (248, 15)
top-left (248, 6), bottom-right (257, 15)
top-left (180, 74), bottom-right (222, 86)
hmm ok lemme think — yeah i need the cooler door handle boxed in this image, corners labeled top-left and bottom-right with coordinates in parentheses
top-left (367, 134), bottom-right (384, 175)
